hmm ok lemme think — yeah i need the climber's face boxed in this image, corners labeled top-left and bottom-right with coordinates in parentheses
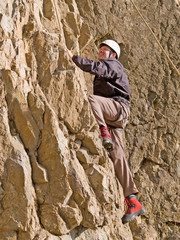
top-left (98, 45), bottom-right (116, 60)
top-left (98, 46), bottom-right (112, 60)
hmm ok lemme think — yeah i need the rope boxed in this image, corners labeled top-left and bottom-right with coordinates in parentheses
top-left (129, 0), bottom-right (180, 77)
top-left (51, 0), bottom-right (62, 33)
top-left (52, 0), bottom-right (180, 76)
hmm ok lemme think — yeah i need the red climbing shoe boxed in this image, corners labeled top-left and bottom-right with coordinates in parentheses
top-left (100, 126), bottom-right (113, 151)
top-left (122, 194), bottom-right (145, 224)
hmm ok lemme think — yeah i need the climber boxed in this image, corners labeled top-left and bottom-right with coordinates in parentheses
top-left (66, 39), bottom-right (145, 224)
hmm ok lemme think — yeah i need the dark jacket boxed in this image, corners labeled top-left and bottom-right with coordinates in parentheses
top-left (72, 55), bottom-right (130, 106)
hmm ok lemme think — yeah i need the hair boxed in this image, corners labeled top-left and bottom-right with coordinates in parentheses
top-left (109, 49), bottom-right (117, 59)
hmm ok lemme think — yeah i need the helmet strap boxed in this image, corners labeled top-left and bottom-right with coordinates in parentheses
top-left (109, 50), bottom-right (117, 59)
top-left (109, 50), bottom-right (113, 58)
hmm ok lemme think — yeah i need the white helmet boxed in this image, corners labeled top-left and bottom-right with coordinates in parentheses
top-left (100, 40), bottom-right (120, 58)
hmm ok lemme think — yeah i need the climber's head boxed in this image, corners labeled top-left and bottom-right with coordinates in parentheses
top-left (98, 40), bottom-right (120, 60)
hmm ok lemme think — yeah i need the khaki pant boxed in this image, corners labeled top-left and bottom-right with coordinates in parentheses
top-left (88, 94), bottom-right (138, 197)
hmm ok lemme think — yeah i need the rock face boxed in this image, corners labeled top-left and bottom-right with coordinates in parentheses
top-left (0, 0), bottom-right (179, 239)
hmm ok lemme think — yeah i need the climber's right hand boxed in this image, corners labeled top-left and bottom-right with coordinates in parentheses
top-left (66, 48), bottom-right (73, 59)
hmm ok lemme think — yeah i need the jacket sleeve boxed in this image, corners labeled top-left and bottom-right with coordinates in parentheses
top-left (72, 55), bottom-right (118, 79)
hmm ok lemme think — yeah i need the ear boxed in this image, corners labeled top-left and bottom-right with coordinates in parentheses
top-left (110, 52), bottom-right (117, 58)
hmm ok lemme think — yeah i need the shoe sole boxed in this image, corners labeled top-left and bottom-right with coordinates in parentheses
top-left (103, 140), bottom-right (114, 151)
top-left (122, 207), bottom-right (146, 224)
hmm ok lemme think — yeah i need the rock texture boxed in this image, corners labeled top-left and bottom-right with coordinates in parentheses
top-left (0, 0), bottom-right (179, 239)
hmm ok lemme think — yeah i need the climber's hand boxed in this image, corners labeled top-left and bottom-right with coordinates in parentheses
top-left (66, 48), bottom-right (73, 59)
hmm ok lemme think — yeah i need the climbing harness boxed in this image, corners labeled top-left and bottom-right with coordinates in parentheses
top-left (129, 0), bottom-right (180, 77)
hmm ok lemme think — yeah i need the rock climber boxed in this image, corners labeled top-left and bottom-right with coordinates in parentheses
top-left (66, 39), bottom-right (145, 224)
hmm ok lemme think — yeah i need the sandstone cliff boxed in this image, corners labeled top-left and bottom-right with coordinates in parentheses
top-left (0, 0), bottom-right (179, 239)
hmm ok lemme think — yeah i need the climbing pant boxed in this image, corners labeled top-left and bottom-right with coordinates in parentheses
top-left (88, 94), bottom-right (139, 197)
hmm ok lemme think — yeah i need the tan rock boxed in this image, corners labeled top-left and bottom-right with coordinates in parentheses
top-left (0, 0), bottom-right (179, 239)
